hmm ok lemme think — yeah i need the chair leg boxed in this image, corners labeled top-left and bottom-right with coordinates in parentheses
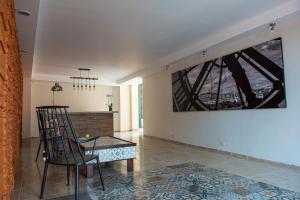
top-left (75, 165), bottom-right (80, 200)
top-left (96, 159), bottom-right (105, 191)
top-left (40, 162), bottom-right (49, 199)
top-left (35, 140), bottom-right (42, 162)
top-left (67, 165), bottom-right (70, 185)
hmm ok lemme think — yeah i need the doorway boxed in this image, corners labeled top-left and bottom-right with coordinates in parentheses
top-left (138, 84), bottom-right (143, 129)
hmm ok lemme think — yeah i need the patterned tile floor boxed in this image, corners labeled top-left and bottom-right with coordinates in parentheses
top-left (86, 163), bottom-right (300, 199)
top-left (12, 130), bottom-right (300, 199)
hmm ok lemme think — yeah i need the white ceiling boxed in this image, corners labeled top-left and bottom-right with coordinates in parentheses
top-left (14, 0), bottom-right (39, 77)
top-left (15, 0), bottom-right (300, 84)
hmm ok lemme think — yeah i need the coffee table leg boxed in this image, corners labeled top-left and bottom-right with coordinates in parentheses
top-left (127, 159), bottom-right (133, 172)
top-left (86, 164), bottom-right (94, 178)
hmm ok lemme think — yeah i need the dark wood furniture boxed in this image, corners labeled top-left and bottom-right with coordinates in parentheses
top-left (79, 136), bottom-right (136, 178)
top-left (69, 111), bottom-right (118, 137)
top-left (36, 106), bottom-right (105, 200)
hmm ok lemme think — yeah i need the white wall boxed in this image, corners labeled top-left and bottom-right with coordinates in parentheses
top-left (22, 76), bottom-right (31, 138)
top-left (131, 85), bottom-right (139, 130)
top-left (143, 17), bottom-right (300, 166)
top-left (30, 81), bottom-right (120, 137)
top-left (112, 86), bottom-right (120, 131)
top-left (119, 85), bottom-right (131, 131)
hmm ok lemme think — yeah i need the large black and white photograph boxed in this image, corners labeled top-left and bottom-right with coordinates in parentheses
top-left (172, 38), bottom-right (286, 112)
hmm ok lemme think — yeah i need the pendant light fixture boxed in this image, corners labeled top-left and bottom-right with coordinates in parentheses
top-left (70, 68), bottom-right (98, 91)
top-left (51, 82), bottom-right (63, 105)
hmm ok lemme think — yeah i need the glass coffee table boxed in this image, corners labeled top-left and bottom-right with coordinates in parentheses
top-left (79, 136), bottom-right (136, 177)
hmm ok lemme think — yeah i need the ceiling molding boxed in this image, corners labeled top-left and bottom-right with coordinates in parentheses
top-left (117, 0), bottom-right (300, 84)
top-left (32, 73), bottom-right (118, 86)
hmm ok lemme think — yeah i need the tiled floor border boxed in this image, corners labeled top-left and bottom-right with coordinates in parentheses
top-left (144, 135), bottom-right (300, 171)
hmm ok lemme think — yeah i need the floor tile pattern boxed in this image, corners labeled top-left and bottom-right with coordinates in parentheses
top-left (12, 130), bottom-right (300, 199)
top-left (87, 163), bottom-right (300, 200)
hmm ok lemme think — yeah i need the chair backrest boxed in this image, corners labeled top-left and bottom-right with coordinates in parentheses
top-left (36, 110), bottom-right (44, 141)
top-left (36, 106), bottom-right (85, 165)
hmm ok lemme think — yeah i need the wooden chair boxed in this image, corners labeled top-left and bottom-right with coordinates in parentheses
top-left (36, 106), bottom-right (105, 200)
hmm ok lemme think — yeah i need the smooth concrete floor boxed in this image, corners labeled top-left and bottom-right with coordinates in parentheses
top-left (12, 130), bottom-right (300, 199)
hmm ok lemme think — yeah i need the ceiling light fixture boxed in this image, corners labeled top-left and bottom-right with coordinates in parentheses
top-left (15, 9), bottom-right (32, 16)
top-left (269, 22), bottom-right (277, 32)
top-left (70, 68), bottom-right (98, 91)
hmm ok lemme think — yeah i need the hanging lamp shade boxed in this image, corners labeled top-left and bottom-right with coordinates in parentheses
top-left (51, 82), bottom-right (63, 92)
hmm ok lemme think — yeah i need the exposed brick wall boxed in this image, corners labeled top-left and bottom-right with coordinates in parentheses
top-left (0, 0), bottom-right (23, 199)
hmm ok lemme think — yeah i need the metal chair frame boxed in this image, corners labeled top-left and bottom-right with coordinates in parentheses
top-left (35, 111), bottom-right (43, 162)
top-left (36, 106), bottom-right (104, 200)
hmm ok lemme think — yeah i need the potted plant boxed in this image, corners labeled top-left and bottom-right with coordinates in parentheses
top-left (106, 94), bottom-right (113, 111)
